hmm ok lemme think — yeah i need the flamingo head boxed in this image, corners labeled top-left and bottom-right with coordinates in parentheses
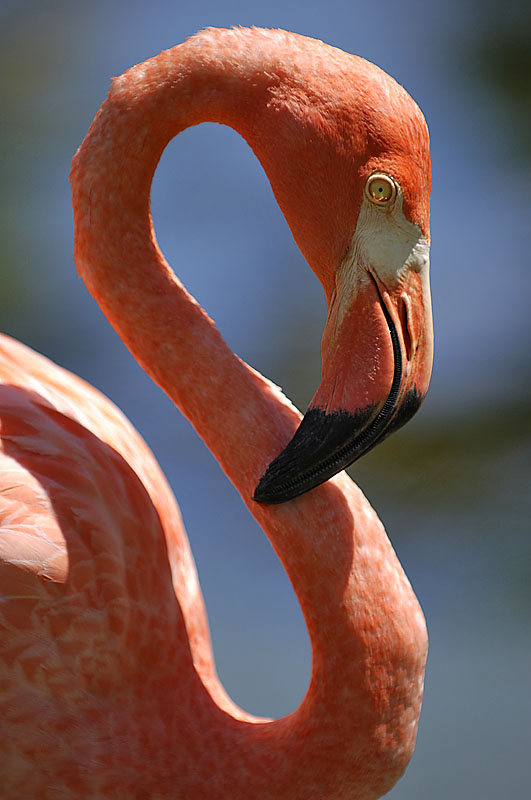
top-left (251, 40), bottom-right (433, 503)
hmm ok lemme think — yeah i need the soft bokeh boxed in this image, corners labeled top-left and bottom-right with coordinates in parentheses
top-left (1, 1), bottom-right (529, 796)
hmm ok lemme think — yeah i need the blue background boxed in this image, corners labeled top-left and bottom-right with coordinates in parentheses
top-left (1, 1), bottom-right (530, 796)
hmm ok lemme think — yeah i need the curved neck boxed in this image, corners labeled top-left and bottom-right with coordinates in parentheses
top-left (72, 32), bottom-right (298, 498)
top-left (71, 28), bottom-right (427, 798)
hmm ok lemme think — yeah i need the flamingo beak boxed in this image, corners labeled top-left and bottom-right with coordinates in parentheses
top-left (254, 264), bottom-right (433, 504)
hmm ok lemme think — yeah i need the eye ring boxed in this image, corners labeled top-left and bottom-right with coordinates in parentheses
top-left (365, 173), bottom-right (397, 206)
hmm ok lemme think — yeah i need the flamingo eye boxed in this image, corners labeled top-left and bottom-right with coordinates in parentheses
top-left (365, 173), bottom-right (396, 205)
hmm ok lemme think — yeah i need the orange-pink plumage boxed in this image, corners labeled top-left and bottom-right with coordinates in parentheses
top-left (0, 27), bottom-right (432, 798)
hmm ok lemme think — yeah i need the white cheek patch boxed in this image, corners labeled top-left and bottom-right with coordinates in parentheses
top-left (332, 190), bottom-right (430, 327)
top-left (354, 191), bottom-right (430, 284)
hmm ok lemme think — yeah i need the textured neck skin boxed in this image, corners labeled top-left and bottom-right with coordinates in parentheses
top-left (71, 27), bottom-right (428, 799)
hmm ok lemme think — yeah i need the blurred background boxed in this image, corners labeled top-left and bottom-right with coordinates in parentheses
top-left (1, 0), bottom-right (530, 796)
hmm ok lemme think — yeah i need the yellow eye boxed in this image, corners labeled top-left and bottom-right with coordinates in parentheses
top-left (365, 173), bottom-right (396, 205)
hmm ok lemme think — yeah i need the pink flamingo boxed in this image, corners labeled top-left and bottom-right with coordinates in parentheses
top-left (0, 27), bottom-right (433, 799)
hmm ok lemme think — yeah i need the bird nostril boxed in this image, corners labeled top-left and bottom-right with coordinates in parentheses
top-left (399, 296), bottom-right (413, 362)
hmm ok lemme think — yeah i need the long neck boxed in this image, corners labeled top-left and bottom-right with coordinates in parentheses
top-left (72, 33), bottom-right (298, 498)
top-left (71, 28), bottom-right (427, 798)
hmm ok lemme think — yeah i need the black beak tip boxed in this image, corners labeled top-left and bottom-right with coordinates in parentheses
top-left (252, 387), bottom-right (425, 506)
top-left (253, 406), bottom-right (376, 506)
top-left (252, 479), bottom-right (270, 504)
top-left (253, 473), bottom-right (295, 505)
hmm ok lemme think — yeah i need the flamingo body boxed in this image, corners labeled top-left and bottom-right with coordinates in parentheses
top-left (0, 28), bottom-right (432, 799)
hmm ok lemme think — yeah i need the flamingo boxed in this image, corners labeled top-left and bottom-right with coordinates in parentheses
top-left (0, 27), bottom-right (433, 800)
